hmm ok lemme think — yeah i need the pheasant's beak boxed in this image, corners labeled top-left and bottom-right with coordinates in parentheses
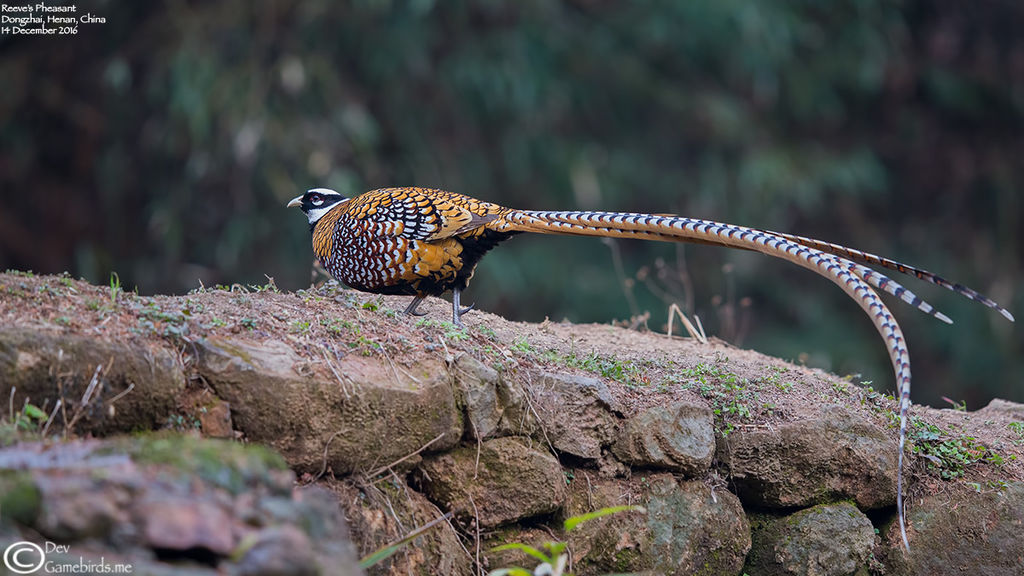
top-left (286, 195), bottom-right (303, 208)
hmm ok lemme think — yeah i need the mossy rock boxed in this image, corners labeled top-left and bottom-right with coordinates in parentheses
top-left (109, 433), bottom-right (291, 495)
top-left (568, 474), bottom-right (750, 576)
top-left (744, 502), bottom-right (874, 576)
top-left (195, 336), bottom-right (462, 474)
top-left (0, 328), bottom-right (185, 435)
top-left (0, 470), bottom-right (41, 525)
top-left (415, 436), bottom-right (566, 528)
top-left (884, 481), bottom-right (1024, 575)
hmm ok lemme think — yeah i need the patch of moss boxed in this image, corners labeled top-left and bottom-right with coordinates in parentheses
top-left (204, 338), bottom-right (255, 366)
top-left (0, 470), bottom-right (41, 525)
top-left (107, 433), bottom-right (289, 495)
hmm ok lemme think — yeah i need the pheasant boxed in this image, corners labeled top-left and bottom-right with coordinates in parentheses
top-left (288, 186), bottom-right (1014, 550)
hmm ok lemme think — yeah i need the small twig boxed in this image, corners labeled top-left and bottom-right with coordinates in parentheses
top-left (381, 489), bottom-right (406, 533)
top-left (263, 274), bottom-right (278, 292)
top-left (14, 396), bottom-right (28, 429)
top-left (472, 419), bottom-right (482, 480)
top-left (66, 360), bottom-right (111, 432)
top-left (106, 383), bottom-right (135, 406)
top-left (90, 315), bottom-right (112, 334)
top-left (320, 347), bottom-right (354, 398)
top-left (366, 432), bottom-right (445, 478)
top-left (80, 364), bottom-right (104, 407)
top-left (58, 380), bottom-right (69, 434)
top-left (393, 363), bottom-right (423, 385)
top-left (8, 386), bottom-right (15, 422)
top-left (380, 343), bottom-right (413, 387)
top-left (522, 379), bottom-right (559, 462)
top-left (41, 399), bottom-right (62, 437)
top-left (470, 497), bottom-right (482, 576)
top-left (667, 303), bottom-right (707, 344)
top-left (358, 510), bottom-right (453, 568)
top-left (438, 506), bottom-right (478, 571)
top-left (314, 430), bottom-right (345, 481)
top-left (438, 336), bottom-right (454, 365)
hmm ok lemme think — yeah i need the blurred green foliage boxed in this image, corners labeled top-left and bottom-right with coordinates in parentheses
top-left (0, 0), bottom-right (1020, 405)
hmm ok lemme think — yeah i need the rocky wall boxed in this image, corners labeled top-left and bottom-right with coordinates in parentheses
top-left (2, 274), bottom-right (1022, 575)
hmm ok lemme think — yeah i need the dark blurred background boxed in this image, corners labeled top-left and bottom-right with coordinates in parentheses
top-left (1, 0), bottom-right (1021, 406)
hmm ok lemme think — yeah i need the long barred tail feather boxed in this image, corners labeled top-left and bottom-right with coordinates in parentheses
top-left (774, 231), bottom-right (1015, 323)
top-left (494, 209), bottom-right (991, 552)
top-left (847, 262), bottom-right (953, 325)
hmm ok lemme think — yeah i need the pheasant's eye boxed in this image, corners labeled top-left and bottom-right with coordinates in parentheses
top-left (310, 194), bottom-right (324, 206)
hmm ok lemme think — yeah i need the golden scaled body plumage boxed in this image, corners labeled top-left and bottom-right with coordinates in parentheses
top-left (307, 188), bottom-right (508, 298)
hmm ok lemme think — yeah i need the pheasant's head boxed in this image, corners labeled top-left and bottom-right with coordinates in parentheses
top-left (287, 188), bottom-right (347, 226)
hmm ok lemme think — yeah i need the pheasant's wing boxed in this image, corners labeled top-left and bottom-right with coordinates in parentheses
top-left (347, 187), bottom-right (502, 241)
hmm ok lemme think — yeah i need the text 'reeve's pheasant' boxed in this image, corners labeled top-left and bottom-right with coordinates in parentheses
top-left (288, 186), bottom-right (1014, 551)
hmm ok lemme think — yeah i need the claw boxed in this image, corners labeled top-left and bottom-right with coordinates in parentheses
top-left (404, 296), bottom-right (428, 317)
top-left (451, 289), bottom-right (474, 327)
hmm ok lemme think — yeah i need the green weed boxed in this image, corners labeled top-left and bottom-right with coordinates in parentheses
top-left (677, 362), bottom-right (759, 435)
top-left (0, 402), bottom-right (49, 446)
top-left (247, 277), bottom-right (279, 293)
top-left (758, 365), bottom-right (795, 392)
top-left (543, 349), bottom-right (644, 385)
top-left (444, 325), bottom-right (469, 341)
top-left (1008, 421), bottom-right (1024, 446)
top-left (488, 505), bottom-right (645, 576)
top-left (321, 317), bottom-right (358, 335)
top-left (349, 335), bottom-right (382, 356)
top-left (910, 418), bottom-right (1006, 480)
top-left (511, 337), bottom-right (534, 355)
top-left (109, 272), bottom-right (122, 305)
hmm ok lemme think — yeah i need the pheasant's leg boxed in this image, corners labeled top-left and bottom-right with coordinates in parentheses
top-left (404, 296), bottom-right (428, 317)
top-left (451, 288), bottom-right (475, 327)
